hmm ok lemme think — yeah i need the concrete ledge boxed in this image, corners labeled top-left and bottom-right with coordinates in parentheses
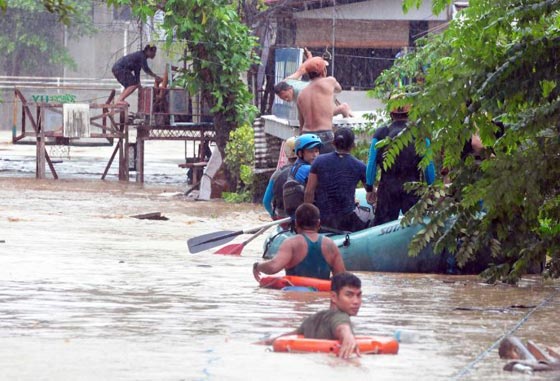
top-left (262, 110), bottom-right (382, 141)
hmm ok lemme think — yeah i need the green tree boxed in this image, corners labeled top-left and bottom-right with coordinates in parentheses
top-left (108, 0), bottom-right (259, 189)
top-left (0, 0), bottom-right (95, 76)
top-left (0, 0), bottom-right (75, 20)
top-left (374, 0), bottom-right (560, 282)
top-left (224, 122), bottom-right (255, 202)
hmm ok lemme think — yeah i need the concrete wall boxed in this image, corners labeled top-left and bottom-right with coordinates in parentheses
top-left (294, 0), bottom-right (450, 49)
top-left (294, 0), bottom-right (450, 21)
top-left (66, 6), bottom-right (169, 80)
top-left (338, 90), bottom-right (385, 112)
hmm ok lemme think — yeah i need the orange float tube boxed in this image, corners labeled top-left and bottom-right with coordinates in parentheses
top-left (259, 276), bottom-right (332, 292)
top-left (273, 335), bottom-right (399, 355)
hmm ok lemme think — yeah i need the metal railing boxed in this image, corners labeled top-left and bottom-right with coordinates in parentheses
top-left (0, 75), bottom-right (154, 90)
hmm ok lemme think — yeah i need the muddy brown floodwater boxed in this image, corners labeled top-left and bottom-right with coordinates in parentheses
top-left (1, 134), bottom-right (559, 381)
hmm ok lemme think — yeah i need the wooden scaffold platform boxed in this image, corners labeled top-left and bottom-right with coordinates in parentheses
top-left (132, 83), bottom-right (215, 184)
top-left (13, 88), bottom-right (130, 180)
top-left (11, 79), bottom-right (216, 184)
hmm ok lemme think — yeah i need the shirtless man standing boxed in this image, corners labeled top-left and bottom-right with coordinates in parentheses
top-left (296, 57), bottom-right (343, 154)
top-left (274, 53), bottom-right (352, 119)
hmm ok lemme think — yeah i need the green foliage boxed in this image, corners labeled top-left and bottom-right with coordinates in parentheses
top-left (0, 0), bottom-right (75, 22)
top-left (222, 190), bottom-right (252, 203)
top-left (352, 140), bottom-right (372, 164)
top-left (380, 128), bottom-right (415, 171)
top-left (391, 0), bottom-right (560, 283)
top-left (41, 0), bottom-right (75, 24)
top-left (402, 0), bottom-right (460, 14)
top-left (225, 123), bottom-right (255, 192)
top-left (0, 0), bottom-right (96, 76)
top-left (352, 110), bottom-right (390, 162)
top-left (239, 164), bottom-right (254, 188)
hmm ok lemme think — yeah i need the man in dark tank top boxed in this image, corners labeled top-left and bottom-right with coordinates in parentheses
top-left (252, 203), bottom-right (345, 280)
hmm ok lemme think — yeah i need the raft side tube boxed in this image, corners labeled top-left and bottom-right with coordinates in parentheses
top-left (262, 216), bottom-right (452, 273)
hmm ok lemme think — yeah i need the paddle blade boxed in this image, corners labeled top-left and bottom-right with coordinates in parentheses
top-left (187, 230), bottom-right (238, 253)
top-left (214, 243), bottom-right (244, 255)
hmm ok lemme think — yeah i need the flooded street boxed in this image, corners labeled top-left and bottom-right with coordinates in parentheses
top-left (1, 134), bottom-right (559, 380)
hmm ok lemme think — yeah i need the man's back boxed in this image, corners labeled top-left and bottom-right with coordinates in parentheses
top-left (113, 51), bottom-right (146, 74)
top-left (283, 233), bottom-right (345, 279)
top-left (297, 77), bottom-right (340, 132)
top-left (311, 152), bottom-right (366, 219)
top-left (375, 121), bottom-right (421, 183)
top-left (285, 234), bottom-right (331, 279)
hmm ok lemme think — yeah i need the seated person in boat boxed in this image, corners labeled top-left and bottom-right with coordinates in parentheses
top-left (304, 127), bottom-right (368, 232)
top-left (282, 135), bottom-right (322, 218)
top-left (260, 272), bottom-right (363, 359)
top-left (262, 137), bottom-right (297, 220)
top-left (252, 203), bottom-right (345, 281)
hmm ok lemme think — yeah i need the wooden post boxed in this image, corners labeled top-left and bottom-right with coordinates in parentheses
top-left (118, 107), bottom-right (129, 181)
top-left (36, 106), bottom-right (46, 179)
top-left (124, 106), bottom-right (129, 181)
top-left (135, 125), bottom-right (149, 183)
top-left (136, 137), bottom-right (145, 183)
top-left (12, 91), bottom-right (17, 142)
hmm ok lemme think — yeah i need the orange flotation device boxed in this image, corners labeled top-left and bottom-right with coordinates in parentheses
top-left (259, 276), bottom-right (331, 292)
top-left (273, 335), bottom-right (399, 355)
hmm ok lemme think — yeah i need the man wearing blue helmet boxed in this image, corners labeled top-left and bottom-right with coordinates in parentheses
top-left (283, 134), bottom-right (322, 217)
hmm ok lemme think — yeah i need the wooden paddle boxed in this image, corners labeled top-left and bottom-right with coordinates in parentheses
top-left (187, 217), bottom-right (291, 254)
top-left (214, 225), bottom-right (272, 255)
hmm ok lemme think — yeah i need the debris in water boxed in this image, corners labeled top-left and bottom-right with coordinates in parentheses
top-left (130, 212), bottom-right (169, 221)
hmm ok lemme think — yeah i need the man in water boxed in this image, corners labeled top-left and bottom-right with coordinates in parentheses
top-left (258, 272), bottom-right (363, 359)
top-left (112, 44), bottom-right (163, 106)
top-left (252, 203), bottom-right (345, 281)
top-left (500, 336), bottom-right (560, 372)
top-left (296, 58), bottom-right (345, 153)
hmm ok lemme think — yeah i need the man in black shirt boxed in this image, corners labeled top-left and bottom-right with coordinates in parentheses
top-left (112, 44), bottom-right (162, 106)
top-left (365, 104), bottom-right (435, 226)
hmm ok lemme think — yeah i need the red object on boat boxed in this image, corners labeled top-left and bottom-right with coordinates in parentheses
top-left (259, 276), bottom-right (331, 292)
top-left (273, 335), bottom-right (399, 355)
